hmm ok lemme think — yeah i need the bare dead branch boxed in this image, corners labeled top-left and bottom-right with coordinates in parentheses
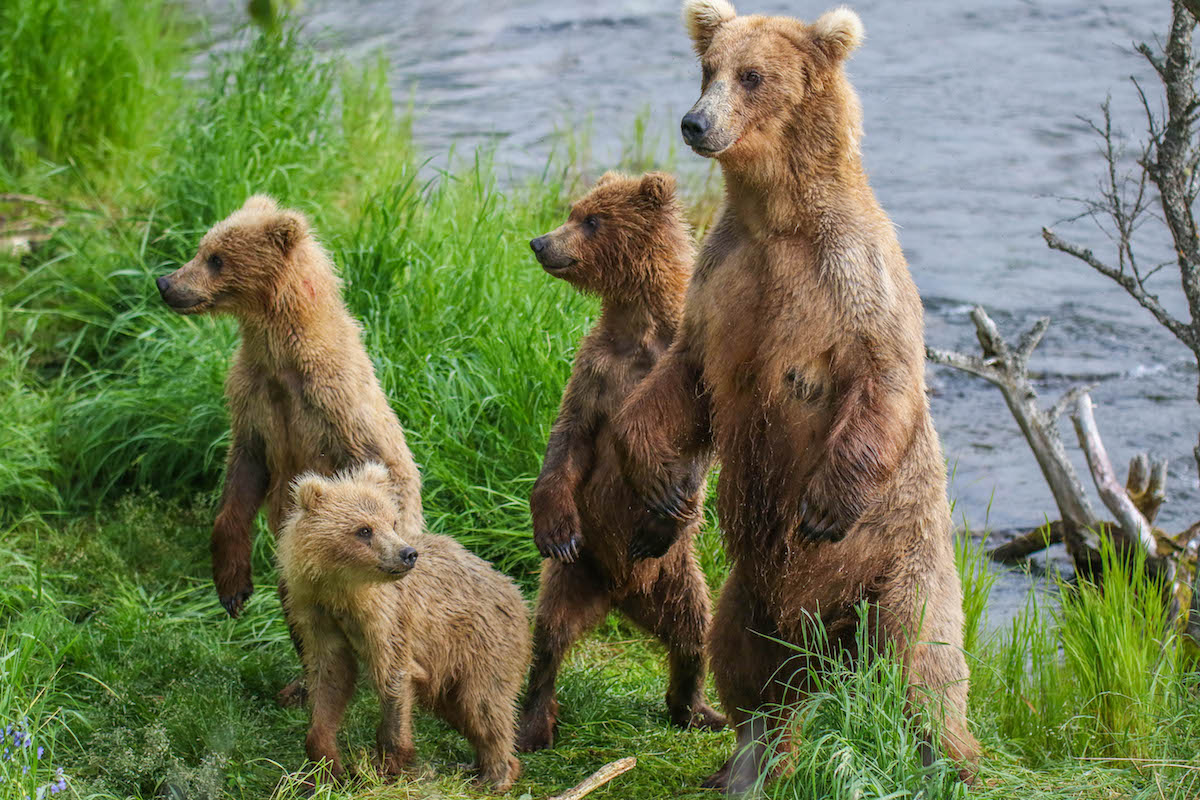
top-left (550, 758), bottom-right (637, 800)
top-left (928, 307), bottom-right (1100, 544)
top-left (989, 521), bottom-right (1065, 563)
top-left (1070, 393), bottom-right (1158, 554)
top-left (1043, 228), bottom-right (1197, 348)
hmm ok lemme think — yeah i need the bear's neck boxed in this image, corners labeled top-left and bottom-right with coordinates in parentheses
top-left (238, 261), bottom-right (356, 369)
top-left (597, 252), bottom-right (688, 350)
top-left (720, 88), bottom-right (874, 237)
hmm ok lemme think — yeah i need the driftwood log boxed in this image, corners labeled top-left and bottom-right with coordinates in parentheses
top-left (548, 758), bottom-right (636, 800)
top-left (928, 306), bottom-right (1197, 631)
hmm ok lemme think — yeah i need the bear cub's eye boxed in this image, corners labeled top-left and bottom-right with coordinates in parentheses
top-left (354, 526), bottom-right (373, 541)
top-left (582, 215), bottom-right (599, 235)
top-left (740, 70), bottom-right (762, 90)
top-left (207, 253), bottom-right (223, 272)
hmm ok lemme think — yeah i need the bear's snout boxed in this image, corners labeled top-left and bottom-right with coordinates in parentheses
top-left (530, 236), bottom-right (547, 254)
top-left (382, 545), bottom-right (419, 578)
top-left (681, 112), bottom-right (710, 146)
top-left (156, 276), bottom-right (171, 294)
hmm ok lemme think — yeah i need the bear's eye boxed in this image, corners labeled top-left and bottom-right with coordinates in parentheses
top-left (207, 253), bottom-right (223, 272)
top-left (701, 64), bottom-right (714, 85)
top-left (740, 70), bottom-right (762, 90)
top-left (582, 215), bottom-right (599, 235)
top-left (354, 526), bottom-right (373, 541)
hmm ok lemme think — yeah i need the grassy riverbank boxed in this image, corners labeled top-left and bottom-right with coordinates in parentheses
top-left (1, 5), bottom-right (1197, 798)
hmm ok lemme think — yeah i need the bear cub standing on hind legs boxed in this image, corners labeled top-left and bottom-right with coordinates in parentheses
top-left (616, 2), bottom-right (981, 794)
top-left (277, 463), bottom-right (530, 791)
top-left (518, 171), bottom-right (725, 751)
top-left (156, 195), bottom-right (423, 705)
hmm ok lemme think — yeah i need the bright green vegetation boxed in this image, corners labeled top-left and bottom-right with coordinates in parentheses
top-left (1, 5), bottom-right (1197, 799)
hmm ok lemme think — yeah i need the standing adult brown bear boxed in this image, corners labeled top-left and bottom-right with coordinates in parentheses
top-left (614, 3), bottom-right (980, 793)
top-left (157, 196), bottom-right (423, 704)
top-left (518, 172), bottom-right (725, 751)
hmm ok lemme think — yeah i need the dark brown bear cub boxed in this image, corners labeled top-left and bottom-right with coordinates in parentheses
top-left (278, 463), bottom-right (530, 792)
top-left (518, 171), bottom-right (725, 751)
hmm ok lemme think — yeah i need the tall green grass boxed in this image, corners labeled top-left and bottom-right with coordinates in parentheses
top-left (0, 0), bottom-right (186, 183)
top-left (2, 3), bottom-right (1200, 797)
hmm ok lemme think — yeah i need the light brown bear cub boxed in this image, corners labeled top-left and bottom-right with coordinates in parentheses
top-left (156, 196), bottom-right (422, 703)
top-left (616, 2), bottom-right (980, 794)
top-left (518, 171), bottom-right (724, 752)
top-left (278, 463), bottom-right (530, 791)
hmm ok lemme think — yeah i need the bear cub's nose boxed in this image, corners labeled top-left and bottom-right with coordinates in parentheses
top-left (399, 546), bottom-right (418, 567)
top-left (156, 276), bottom-right (171, 295)
top-left (681, 112), bottom-right (710, 145)
top-left (530, 237), bottom-right (546, 254)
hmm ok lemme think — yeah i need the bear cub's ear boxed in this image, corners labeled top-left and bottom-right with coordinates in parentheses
top-left (351, 462), bottom-right (392, 492)
top-left (265, 210), bottom-right (310, 255)
top-left (595, 171), bottom-right (624, 189)
top-left (683, 0), bottom-right (736, 56)
top-left (242, 194), bottom-right (279, 214)
top-left (812, 6), bottom-right (863, 62)
top-left (293, 473), bottom-right (326, 512)
top-left (639, 172), bottom-right (677, 209)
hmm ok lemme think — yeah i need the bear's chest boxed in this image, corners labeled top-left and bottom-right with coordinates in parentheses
top-left (691, 236), bottom-right (838, 437)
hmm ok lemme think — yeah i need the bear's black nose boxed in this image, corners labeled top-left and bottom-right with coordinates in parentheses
top-left (530, 237), bottom-right (546, 254)
top-left (156, 276), bottom-right (170, 294)
top-left (399, 546), bottom-right (418, 567)
top-left (681, 112), bottom-right (710, 145)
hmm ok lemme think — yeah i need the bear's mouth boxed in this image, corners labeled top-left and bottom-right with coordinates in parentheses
top-left (535, 254), bottom-right (577, 273)
top-left (165, 295), bottom-right (212, 315)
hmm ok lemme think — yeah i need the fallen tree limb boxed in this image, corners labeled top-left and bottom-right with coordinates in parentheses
top-left (989, 521), bottom-right (1065, 563)
top-left (927, 306), bottom-right (1100, 567)
top-left (550, 757), bottom-right (636, 800)
top-left (1070, 393), bottom-right (1158, 555)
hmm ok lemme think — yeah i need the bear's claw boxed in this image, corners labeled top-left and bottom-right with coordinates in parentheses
top-left (795, 500), bottom-right (850, 544)
top-left (220, 587), bottom-right (253, 618)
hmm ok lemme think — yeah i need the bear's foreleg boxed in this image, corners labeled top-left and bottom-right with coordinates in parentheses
top-left (614, 343), bottom-right (712, 525)
top-left (211, 426), bottom-right (268, 618)
top-left (376, 670), bottom-right (416, 778)
top-left (301, 618), bottom-right (357, 781)
top-left (530, 383), bottom-right (599, 563)
top-left (793, 353), bottom-right (919, 544)
top-left (518, 559), bottom-right (612, 751)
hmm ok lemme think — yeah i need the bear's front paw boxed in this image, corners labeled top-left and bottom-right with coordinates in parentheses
top-left (215, 573), bottom-right (253, 618)
top-left (628, 510), bottom-right (685, 561)
top-left (636, 462), bottom-right (701, 523)
top-left (533, 507), bottom-right (583, 563)
top-left (795, 499), bottom-right (853, 544)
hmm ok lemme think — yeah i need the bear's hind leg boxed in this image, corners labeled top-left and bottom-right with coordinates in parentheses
top-left (704, 569), bottom-right (788, 796)
top-left (518, 558), bottom-right (611, 752)
top-left (617, 548), bottom-right (725, 731)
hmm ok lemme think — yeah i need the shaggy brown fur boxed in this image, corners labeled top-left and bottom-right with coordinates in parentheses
top-left (277, 463), bottom-right (530, 791)
top-left (614, 3), bottom-right (980, 793)
top-left (518, 172), bottom-right (725, 751)
top-left (157, 196), bottom-right (422, 702)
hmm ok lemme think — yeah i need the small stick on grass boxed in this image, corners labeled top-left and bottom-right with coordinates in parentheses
top-left (550, 757), bottom-right (637, 800)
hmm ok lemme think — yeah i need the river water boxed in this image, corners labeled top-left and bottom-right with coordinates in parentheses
top-left (194, 0), bottom-right (1196, 625)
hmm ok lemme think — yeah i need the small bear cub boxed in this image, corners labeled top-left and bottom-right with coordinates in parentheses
top-left (277, 463), bottom-right (530, 791)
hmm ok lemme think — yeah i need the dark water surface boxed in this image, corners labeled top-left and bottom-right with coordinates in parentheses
top-left (195, 0), bottom-right (1196, 625)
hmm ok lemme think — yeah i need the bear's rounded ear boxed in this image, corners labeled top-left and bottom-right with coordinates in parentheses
top-left (595, 171), bottom-right (623, 189)
top-left (265, 210), bottom-right (309, 255)
top-left (293, 474), bottom-right (326, 512)
top-left (242, 194), bottom-right (279, 214)
top-left (812, 6), bottom-right (863, 62)
top-left (353, 462), bottom-right (391, 492)
top-left (683, 0), bottom-right (736, 57)
top-left (639, 172), bottom-right (677, 209)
